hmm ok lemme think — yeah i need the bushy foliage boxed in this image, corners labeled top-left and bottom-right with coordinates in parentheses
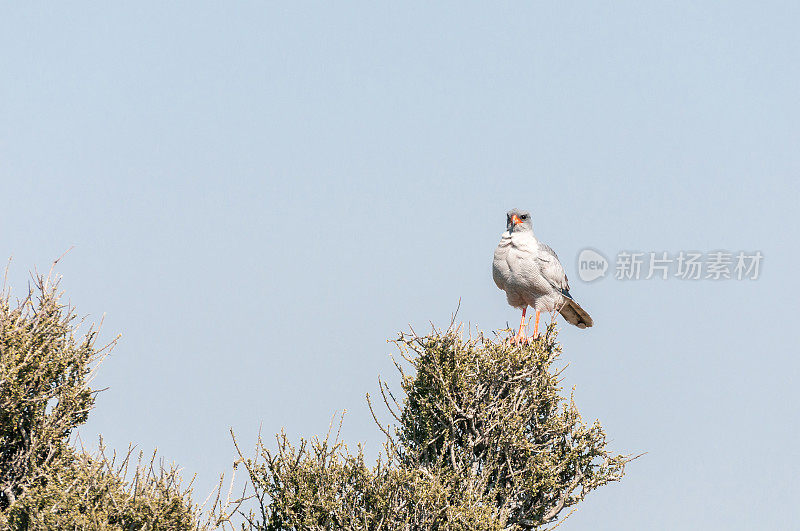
top-left (0, 274), bottom-right (99, 511)
top-left (0, 271), bottom-right (201, 530)
top-left (2, 443), bottom-right (199, 530)
top-left (1, 266), bottom-right (632, 529)
top-left (230, 326), bottom-right (631, 530)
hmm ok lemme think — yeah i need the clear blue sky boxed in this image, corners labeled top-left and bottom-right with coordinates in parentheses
top-left (2, 3), bottom-right (798, 529)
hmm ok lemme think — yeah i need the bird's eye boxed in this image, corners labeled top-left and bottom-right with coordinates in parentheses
top-left (521, 215), bottom-right (528, 220)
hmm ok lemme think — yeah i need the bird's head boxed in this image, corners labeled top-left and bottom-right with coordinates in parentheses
top-left (506, 208), bottom-right (533, 233)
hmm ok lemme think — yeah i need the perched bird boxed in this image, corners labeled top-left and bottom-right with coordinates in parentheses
top-left (492, 208), bottom-right (593, 342)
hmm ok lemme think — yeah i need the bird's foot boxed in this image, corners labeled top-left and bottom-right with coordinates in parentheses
top-left (512, 333), bottom-right (539, 345)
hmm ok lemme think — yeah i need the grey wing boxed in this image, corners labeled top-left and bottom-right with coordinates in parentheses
top-left (539, 242), bottom-right (593, 328)
top-left (536, 242), bottom-right (571, 296)
top-left (492, 244), bottom-right (509, 291)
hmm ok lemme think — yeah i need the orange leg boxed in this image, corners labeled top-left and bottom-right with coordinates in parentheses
top-left (533, 310), bottom-right (540, 339)
top-left (516, 307), bottom-right (527, 342)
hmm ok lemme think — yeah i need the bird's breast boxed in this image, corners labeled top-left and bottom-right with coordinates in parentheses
top-left (503, 242), bottom-right (550, 295)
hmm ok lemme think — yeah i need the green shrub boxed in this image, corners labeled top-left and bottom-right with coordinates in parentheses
top-left (1, 267), bottom-right (632, 530)
top-left (0, 272), bottom-right (201, 530)
top-left (231, 326), bottom-right (631, 530)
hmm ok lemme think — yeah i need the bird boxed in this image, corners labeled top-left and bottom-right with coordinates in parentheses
top-left (492, 208), bottom-right (593, 343)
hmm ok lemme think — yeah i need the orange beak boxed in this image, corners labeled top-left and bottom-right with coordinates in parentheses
top-left (511, 214), bottom-right (523, 225)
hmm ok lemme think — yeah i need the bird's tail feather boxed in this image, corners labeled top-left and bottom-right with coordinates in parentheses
top-left (559, 298), bottom-right (593, 329)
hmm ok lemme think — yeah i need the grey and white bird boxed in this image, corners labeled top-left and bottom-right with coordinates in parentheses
top-left (492, 208), bottom-right (593, 342)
